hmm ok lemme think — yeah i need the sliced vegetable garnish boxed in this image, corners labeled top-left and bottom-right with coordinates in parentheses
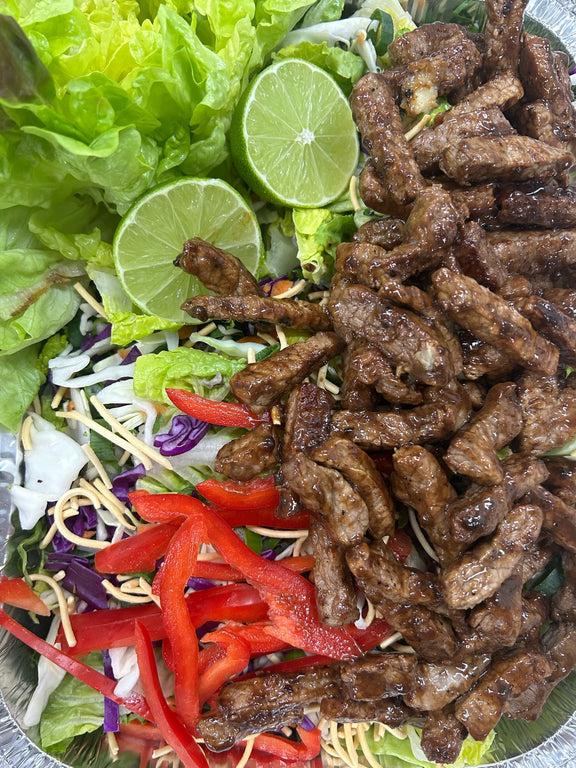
top-left (166, 389), bottom-right (270, 428)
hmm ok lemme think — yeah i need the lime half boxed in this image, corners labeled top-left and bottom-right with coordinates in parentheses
top-left (113, 177), bottom-right (263, 324)
top-left (230, 59), bottom-right (359, 208)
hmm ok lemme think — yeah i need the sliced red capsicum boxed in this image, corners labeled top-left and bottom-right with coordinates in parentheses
top-left (197, 629), bottom-right (251, 706)
top-left (0, 608), bottom-right (151, 720)
top-left (155, 514), bottom-right (206, 730)
top-left (134, 621), bottom-right (209, 768)
top-left (166, 389), bottom-right (269, 429)
top-left (0, 576), bottom-right (50, 616)
top-left (250, 726), bottom-right (321, 762)
top-left (95, 521), bottom-right (181, 574)
top-left (195, 476), bottom-right (280, 510)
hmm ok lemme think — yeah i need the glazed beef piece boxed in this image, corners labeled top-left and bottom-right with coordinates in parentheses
top-left (485, 229), bottom-right (576, 275)
top-left (330, 278), bottom-right (462, 387)
top-left (230, 332), bottom-right (344, 414)
top-left (175, 237), bottom-right (262, 297)
top-left (449, 182), bottom-right (499, 224)
top-left (391, 445), bottom-right (462, 565)
top-left (498, 186), bottom-right (576, 228)
top-left (351, 216), bottom-right (406, 249)
top-left (552, 552), bottom-right (576, 623)
top-left (198, 704), bottom-right (304, 752)
top-left (444, 381), bottom-right (523, 485)
top-left (411, 106), bottom-right (515, 173)
top-left (545, 288), bottom-right (576, 319)
top-left (405, 655), bottom-right (491, 711)
top-left (439, 135), bottom-right (574, 186)
top-left (441, 504), bottom-right (543, 610)
top-left (450, 220), bottom-right (508, 290)
top-left (347, 540), bottom-right (442, 608)
top-left (482, 0), bottom-right (529, 77)
top-left (523, 485), bottom-right (576, 554)
top-left (543, 457), bottom-right (576, 506)
top-left (387, 22), bottom-right (469, 65)
top-left (517, 295), bottom-right (576, 366)
top-left (340, 653), bottom-right (418, 699)
top-left (321, 697), bottom-right (412, 727)
top-left (453, 70), bottom-right (524, 112)
top-left (448, 452), bottom-right (548, 545)
top-left (182, 294), bottom-right (331, 331)
top-left (309, 516), bottom-right (359, 627)
top-left (214, 423), bottom-right (278, 481)
top-left (516, 371), bottom-right (576, 455)
top-left (467, 566), bottom-right (524, 646)
top-left (420, 709), bottom-right (468, 765)
top-left (455, 647), bottom-right (552, 741)
top-left (350, 73), bottom-right (424, 208)
top-left (311, 436), bottom-right (395, 538)
top-left (432, 268), bottom-right (559, 375)
top-left (358, 160), bottom-right (415, 217)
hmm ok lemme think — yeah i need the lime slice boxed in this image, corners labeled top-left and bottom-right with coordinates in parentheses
top-left (113, 177), bottom-right (263, 324)
top-left (230, 59), bottom-right (359, 208)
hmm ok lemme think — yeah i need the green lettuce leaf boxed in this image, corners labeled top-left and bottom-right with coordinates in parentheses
top-left (274, 39), bottom-right (366, 94)
top-left (0, 344), bottom-right (46, 432)
top-left (292, 207), bottom-right (355, 284)
top-left (133, 346), bottom-right (245, 404)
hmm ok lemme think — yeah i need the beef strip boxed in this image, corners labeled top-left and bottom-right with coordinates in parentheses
top-left (461, 335), bottom-right (517, 381)
top-left (198, 704), bottom-right (304, 752)
top-left (358, 160), bottom-right (415, 218)
top-left (347, 540), bottom-right (443, 607)
top-left (444, 381), bottom-right (523, 485)
top-left (340, 653), bottom-right (418, 700)
top-left (389, 38), bottom-right (482, 118)
top-left (391, 445), bottom-right (462, 565)
top-left (517, 295), bottom-right (576, 366)
top-left (311, 436), bottom-right (395, 539)
top-left (230, 331), bottom-right (344, 414)
top-left (482, 0), bottom-right (529, 77)
top-left (448, 182), bottom-right (499, 224)
top-left (516, 371), bottom-right (576, 455)
top-left (455, 647), bottom-right (552, 741)
top-left (330, 277), bottom-right (462, 386)
top-left (339, 341), bottom-right (379, 411)
top-left (331, 401), bottom-right (462, 452)
top-left (405, 655), bottom-right (491, 711)
top-left (543, 457), bottom-right (576, 506)
top-left (182, 294), bottom-right (331, 331)
top-left (387, 22), bottom-right (469, 65)
top-left (214, 423), bottom-right (278, 481)
top-left (411, 106), bottom-right (515, 174)
top-left (440, 135), bottom-right (574, 185)
top-left (282, 452), bottom-right (369, 547)
top-left (519, 591), bottom-right (551, 640)
top-left (441, 504), bottom-right (543, 610)
top-left (320, 696), bottom-right (412, 727)
top-left (309, 516), bottom-right (359, 627)
top-left (449, 453), bottom-right (548, 546)
top-left (467, 565), bottom-right (523, 646)
top-left (420, 709), bottom-right (468, 765)
top-left (175, 237), bottom-right (262, 297)
top-left (276, 382), bottom-right (334, 519)
top-left (552, 552), bottom-right (576, 623)
top-left (485, 229), bottom-right (576, 275)
top-left (350, 73), bottom-right (424, 207)
top-left (545, 288), bottom-right (576, 319)
top-left (432, 268), bottom-right (559, 375)
top-left (450, 220), bottom-right (508, 290)
top-left (498, 185), bottom-right (576, 228)
top-left (506, 623), bottom-right (576, 720)
top-left (351, 216), bottom-right (406, 249)
top-left (523, 485), bottom-right (576, 554)
top-left (453, 70), bottom-right (524, 112)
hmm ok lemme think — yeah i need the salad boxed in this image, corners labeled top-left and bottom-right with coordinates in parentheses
top-left (1, 1), bottom-right (576, 767)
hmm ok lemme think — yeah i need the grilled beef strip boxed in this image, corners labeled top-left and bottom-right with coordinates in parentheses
top-left (358, 160), bottom-right (415, 217)
top-left (311, 436), bottom-right (395, 539)
top-left (517, 295), bottom-right (576, 366)
top-left (460, 335), bottom-right (518, 381)
top-left (182, 294), bottom-right (331, 331)
top-left (350, 73), bottom-right (425, 207)
top-left (482, 0), bottom-right (529, 78)
top-left (545, 288), bottom-right (576, 319)
top-left (450, 220), bottom-right (508, 290)
top-left (330, 277), bottom-right (462, 387)
top-left (197, 704), bottom-right (305, 752)
top-left (320, 696), bottom-right (412, 727)
top-left (432, 268), bottom-right (560, 375)
top-left (449, 182), bottom-right (499, 223)
top-left (175, 237), bottom-right (262, 296)
top-left (340, 341), bottom-right (423, 406)
top-left (453, 69), bottom-right (524, 112)
top-left (486, 229), bottom-right (576, 275)
top-left (498, 185), bottom-right (576, 228)
top-left (516, 371), bottom-right (576, 455)
top-left (444, 381), bottom-right (523, 485)
top-left (523, 485), bottom-right (576, 554)
top-left (442, 503), bottom-right (543, 610)
top-left (387, 22), bottom-right (470, 65)
top-left (455, 647), bottom-right (552, 741)
top-left (411, 105), bottom-right (515, 174)
top-left (340, 653), bottom-right (418, 700)
top-left (440, 135), bottom-right (574, 186)
top-left (309, 516), bottom-right (359, 627)
top-left (230, 331), bottom-right (344, 414)
top-left (405, 655), bottom-right (491, 712)
top-left (467, 565), bottom-right (524, 646)
top-left (214, 423), bottom-right (279, 481)
top-left (420, 709), bottom-right (468, 764)
top-left (506, 623), bottom-right (576, 721)
top-left (351, 216), bottom-right (406, 249)
top-left (448, 452), bottom-right (548, 546)
top-left (391, 444), bottom-right (463, 565)
top-left (543, 457), bottom-right (576, 506)
top-left (552, 552), bottom-right (576, 623)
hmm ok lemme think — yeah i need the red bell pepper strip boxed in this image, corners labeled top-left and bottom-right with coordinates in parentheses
top-left (0, 608), bottom-right (152, 720)
top-left (95, 522), bottom-right (180, 574)
top-left (203, 621), bottom-right (289, 658)
top-left (155, 514), bottom-right (206, 730)
top-left (387, 528), bottom-right (413, 563)
top-left (250, 726), bottom-right (322, 762)
top-left (166, 389), bottom-right (269, 429)
top-left (211, 504), bottom-right (310, 530)
top-left (195, 476), bottom-right (280, 510)
top-left (0, 576), bottom-right (50, 616)
top-left (197, 630), bottom-right (251, 706)
top-left (190, 554), bottom-right (314, 583)
top-left (134, 621), bottom-right (209, 768)
top-left (59, 583), bottom-right (267, 655)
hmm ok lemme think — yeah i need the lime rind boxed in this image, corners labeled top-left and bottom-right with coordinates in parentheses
top-left (113, 177), bottom-right (263, 324)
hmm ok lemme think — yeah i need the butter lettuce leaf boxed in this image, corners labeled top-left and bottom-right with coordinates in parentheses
top-left (0, 344), bottom-right (46, 432)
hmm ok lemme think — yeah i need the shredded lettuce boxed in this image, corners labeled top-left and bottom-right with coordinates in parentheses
top-left (293, 207), bottom-right (356, 284)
